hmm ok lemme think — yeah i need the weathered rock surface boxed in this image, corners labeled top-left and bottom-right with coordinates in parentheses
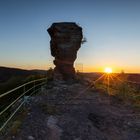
top-left (47, 22), bottom-right (83, 81)
top-left (1, 81), bottom-right (140, 140)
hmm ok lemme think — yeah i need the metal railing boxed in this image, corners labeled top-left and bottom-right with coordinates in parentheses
top-left (0, 77), bottom-right (47, 132)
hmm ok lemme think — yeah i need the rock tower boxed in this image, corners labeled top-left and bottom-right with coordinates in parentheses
top-left (47, 22), bottom-right (83, 81)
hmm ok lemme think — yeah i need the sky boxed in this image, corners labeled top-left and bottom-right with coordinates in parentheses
top-left (0, 0), bottom-right (140, 73)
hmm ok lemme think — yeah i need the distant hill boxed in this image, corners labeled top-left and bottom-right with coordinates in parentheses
top-left (0, 66), bottom-right (47, 83)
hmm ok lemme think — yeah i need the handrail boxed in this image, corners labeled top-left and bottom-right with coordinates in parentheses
top-left (0, 101), bottom-right (25, 132)
top-left (0, 78), bottom-right (46, 98)
top-left (0, 86), bottom-right (34, 116)
top-left (0, 77), bottom-right (47, 133)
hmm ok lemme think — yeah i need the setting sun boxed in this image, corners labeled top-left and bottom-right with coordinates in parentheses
top-left (104, 67), bottom-right (113, 74)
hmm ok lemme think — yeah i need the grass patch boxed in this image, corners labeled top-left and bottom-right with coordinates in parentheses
top-left (91, 73), bottom-right (140, 108)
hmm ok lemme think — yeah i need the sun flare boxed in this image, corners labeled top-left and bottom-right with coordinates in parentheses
top-left (104, 67), bottom-right (113, 74)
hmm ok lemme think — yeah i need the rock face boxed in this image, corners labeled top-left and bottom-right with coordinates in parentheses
top-left (47, 22), bottom-right (83, 81)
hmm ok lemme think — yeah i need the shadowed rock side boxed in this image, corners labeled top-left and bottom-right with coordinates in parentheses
top-left (47, 22), bottom-right (83, 81)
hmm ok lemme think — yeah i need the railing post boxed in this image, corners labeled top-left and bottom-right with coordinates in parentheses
top-left (34, 81), bottom-right (35, 94)
top-left (23, 85), bottom-right (25, 105)
top-left (23, 85), bottom-right (25, 93)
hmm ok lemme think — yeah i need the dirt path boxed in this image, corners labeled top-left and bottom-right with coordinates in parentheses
top-left (1, 82), bottom-right (140, 140)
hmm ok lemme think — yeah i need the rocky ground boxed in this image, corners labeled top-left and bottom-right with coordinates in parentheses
top-left (1, 81), bottom-right (140, 140)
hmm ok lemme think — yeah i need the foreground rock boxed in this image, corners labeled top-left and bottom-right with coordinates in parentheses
top-left (47, 22), bottom-right (83, 81)
top-left (1, 82), bottom-right (140, 140)
top-left (47, 115), bottom-right (63, 140)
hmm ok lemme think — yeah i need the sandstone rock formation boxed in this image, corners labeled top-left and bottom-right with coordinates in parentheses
top-left (47, 22), bottom-right (83, 81)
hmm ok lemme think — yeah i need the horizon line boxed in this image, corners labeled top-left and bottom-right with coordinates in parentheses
top-left (0, 65), bottom-right (140, 74)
